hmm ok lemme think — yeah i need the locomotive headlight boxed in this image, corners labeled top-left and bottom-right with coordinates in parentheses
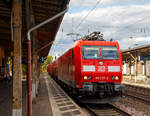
top-left (115, 76), bottom-right (119, 80)
top-left (112, 76), bottom-right (119, 80)
top-left (84, 76), bottom-right (88, 80)
top-left (84, 76), bottom-right (92, 80)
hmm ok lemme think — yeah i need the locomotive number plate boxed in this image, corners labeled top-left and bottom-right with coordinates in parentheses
top-left (95, 77), bottom-right (108, 80)
top-left (95, 77), bottom-right (105, 80)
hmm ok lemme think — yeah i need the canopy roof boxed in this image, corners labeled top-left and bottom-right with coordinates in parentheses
top-left (0, 0), bottom-right (70, 57)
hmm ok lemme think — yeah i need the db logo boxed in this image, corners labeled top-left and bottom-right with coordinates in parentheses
top-left (99, 61), bottom-right (104, 65)
top-left (98, 66), bottom-right (105, 72)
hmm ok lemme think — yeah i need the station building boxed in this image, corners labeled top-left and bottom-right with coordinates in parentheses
top-left (122, 44), bottom-right (150, 82)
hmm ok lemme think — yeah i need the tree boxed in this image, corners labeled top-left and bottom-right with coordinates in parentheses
top-left (41, 55), bottom-right (53, 72)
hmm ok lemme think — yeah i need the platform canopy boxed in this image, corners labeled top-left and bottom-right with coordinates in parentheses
top-left (122, 44), bottom-right (150, 61)
top-left (0, 0), bottom-right (70, 57)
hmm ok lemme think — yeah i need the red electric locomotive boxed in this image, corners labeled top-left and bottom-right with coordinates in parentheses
top-left (48, 32), bottom-right (124, 103)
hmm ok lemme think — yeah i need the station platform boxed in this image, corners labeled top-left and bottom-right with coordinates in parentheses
top-left (123, 76), bottom-right (150, 89)
top-left (0, 75), bottom-right (52, 116)
top-left (0, 81), bottom-right (12, 116)
top-left (45, 74), bottom-right (87, 116)
top-left (0, 73), bottom-right (87, 116)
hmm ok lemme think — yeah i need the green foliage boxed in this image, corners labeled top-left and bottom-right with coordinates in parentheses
top-left (22, 64), bottom-right (27, 75)
top-left (41, 55), bottom-right (53, 72)
top-left (22, 64), bottom-right (27, 79)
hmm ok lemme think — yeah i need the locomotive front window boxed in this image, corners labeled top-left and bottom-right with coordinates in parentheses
top-left (101, 46), bottom-right (119, 59)
top-left (82, 46), bottom-right (119, 59)
top-left (82, 46), bottom-right (100, 59)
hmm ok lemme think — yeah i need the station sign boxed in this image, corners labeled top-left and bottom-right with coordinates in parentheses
top-left (140, 56), bottom-right (150, 61)
top-left (22, 57), bottom-right (46, 64)
top-left (38, 57), bottom-right (47, 63)
top-left (38, 57), bottom-right (44, 63)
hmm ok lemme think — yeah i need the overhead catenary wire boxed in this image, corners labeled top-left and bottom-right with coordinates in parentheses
top-left (90, 5), bottom-right (150, 40)
top-left (50, 38), bottom-right (74, 56)
top-left (72, 1), bottom-right (150, 40)
top-left (127, 14), bottom-right (150, 27)
top-left (76, 0), bottom-right (102, 30)
top-left (111, 14), bottom-right (150, 37)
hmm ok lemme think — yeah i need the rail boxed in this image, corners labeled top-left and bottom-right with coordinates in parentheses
top-left (86, 104), bottom-right (131, 116)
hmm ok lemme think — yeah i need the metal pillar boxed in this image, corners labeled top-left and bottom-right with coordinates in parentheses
top-left (12, 0), bottom-right (22, 116)
top-left (27, 40), bottom-right (32, 116)
top-left (25, 0), bottom-right (38, 103)
top-left (25, 0), bottom-right (32, 116)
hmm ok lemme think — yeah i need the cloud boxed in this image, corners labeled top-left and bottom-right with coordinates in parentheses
top-left (118, 36), bottom-right (150, 50)
top-left (70, 0), bottom-right (97, 7)
top-left (65, 4), bottom-right (150, 37)
top-left (102, 0), bottom-right (147, 6)
top-left (50, 4), bottom-right (150, 56)
top-left (70, 0), bottom-right (148, 7)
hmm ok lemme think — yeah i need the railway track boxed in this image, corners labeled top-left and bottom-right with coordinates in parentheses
top-left (86, 104), bottom-right (131, 116)
top-left (123, 92), bottom-right (150, 104)
top-left (124, 84), bottom-right (150, 104)
top-left (124, 84), bottom-right (150, 95)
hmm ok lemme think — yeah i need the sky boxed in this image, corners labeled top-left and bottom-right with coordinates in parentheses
top-left (50, 0), bottom-right (150, 57)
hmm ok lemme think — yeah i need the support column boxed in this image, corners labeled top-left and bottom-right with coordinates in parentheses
top-left (135, 56), bottom-right (138, 83)
top-left (31, 9), bottom-right (38, 102)
top-left (129, 60), bottom-right (132, 80)
top-left (12, 0), bottom-right (22, 116)
top-left (32, 52), bottom-right (38, 101)
top-left (144, 61), bottom-right (146, 76)
top-left (129, 53), bottom-right (136, 81)
top-left (35, 61), bottom-right (40, 98)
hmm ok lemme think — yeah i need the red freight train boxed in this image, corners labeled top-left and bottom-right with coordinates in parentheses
top-left (47, 39), bottom-right (124, 103)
